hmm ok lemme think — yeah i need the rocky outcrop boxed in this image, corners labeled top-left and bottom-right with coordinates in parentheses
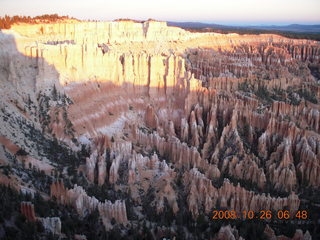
top-left (213, 225), bottom-right (244, 240)
top-left (127, 152), bottom-right (178, 214)
top-left (180, 118), bottom-right (189, 142)
top-left (85, 150), bottom-right (98, 183)
top-left (296, 136), bottom-right (320, 187)
top-left (182, 91), bottom-right (320, 190)
top-left (50, 180), bottom-right (68, 204)
top-left (186, 43), bottom-right (319, 85)
top-left (50, 181), bottom-right (128, 230)
top-left (109, 154), bottom-right (121, 184)
top-left (20, 201), bottom-right (62, 235)
top-left (266, 139), bottom-right (297, 192)
top-left (145, 105), bottom-right (158, 129)
top-left (264, 224), bottom-right (312, 240)
top-left (85, 135), bottom-right (109, 185)
top-left (135, 129), bottom-right (220, 179)
top-left (184, 169), bottom-right (299, 219)
top-left (271, 101), bottom-right (320, 133)
top-left (20, 202), bottom-right (37, 222)
top-left (183, 168), bottom-right (218, 218)
top-left (39, 217), bottom-right (62, 235)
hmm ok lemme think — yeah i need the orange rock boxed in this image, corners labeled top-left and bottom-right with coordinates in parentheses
top-left (20, 202), bottom-right (37, 222)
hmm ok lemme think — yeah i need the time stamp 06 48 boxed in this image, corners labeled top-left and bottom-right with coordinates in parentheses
top-left (211, 210), bottom-right (308, 221)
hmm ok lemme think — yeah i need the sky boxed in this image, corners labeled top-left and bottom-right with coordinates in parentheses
top-left (1, 0), bottom-right (320, 25)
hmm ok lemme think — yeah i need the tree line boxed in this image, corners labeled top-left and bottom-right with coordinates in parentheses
top-left (0, 14), bottom-right (74, 29)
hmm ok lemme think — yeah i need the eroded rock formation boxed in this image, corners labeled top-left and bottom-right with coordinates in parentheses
top-left (39, 217), bottom-right (62, 235)
top-left (20, 201), bottom-right (62, 235)
top-left (1, 19), bottom-right (319, 238)
top-left (85, 135), bottom-right (109, 185)
top-left (20, 202), bottom-right (37, 222)
top-left (50, 181), bottom-right (128, 230)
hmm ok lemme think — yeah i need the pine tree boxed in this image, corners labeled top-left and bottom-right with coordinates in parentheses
top-left (52, 84), bottom-right (57, 101)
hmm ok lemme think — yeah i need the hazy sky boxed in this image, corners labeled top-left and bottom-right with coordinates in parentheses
top-left (1, 0), bottom-right (320, 25)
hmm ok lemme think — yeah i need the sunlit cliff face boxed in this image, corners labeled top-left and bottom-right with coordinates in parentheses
top-left (0, 20), bottom-right (319, 238)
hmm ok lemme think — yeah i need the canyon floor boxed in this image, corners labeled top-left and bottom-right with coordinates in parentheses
top-left (0, 19), bottom-right (320, 240)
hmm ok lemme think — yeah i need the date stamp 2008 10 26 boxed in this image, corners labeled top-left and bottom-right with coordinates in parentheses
top-left (211, 210), bottom-right (309, 222)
